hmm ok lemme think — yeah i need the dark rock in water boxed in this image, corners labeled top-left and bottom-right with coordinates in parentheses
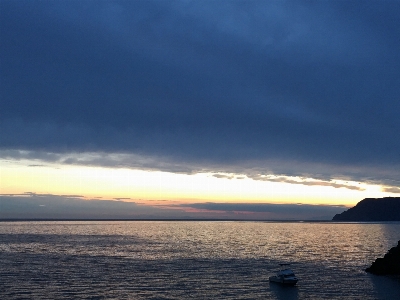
top-left (332, 197), bottom-right (400, 221)
top-left (366, 240), bottom-right (400, 275)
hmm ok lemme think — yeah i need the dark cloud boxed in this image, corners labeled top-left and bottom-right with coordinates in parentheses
top-left (1, 1), bottom-right (399, 187)
top-left (0, 194), bottom-right (346, 220)
top-left (1, 149), bottom-right (398, 191)
top-left (0, 193), bottom-right (183, 219)
top-left (382, 187), bottom-right (400, 194)
top-left (179, 202), bottom-right (347, 220)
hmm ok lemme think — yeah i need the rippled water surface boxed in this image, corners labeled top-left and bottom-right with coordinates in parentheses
top-left (1, 221), bottom-right (399, 299)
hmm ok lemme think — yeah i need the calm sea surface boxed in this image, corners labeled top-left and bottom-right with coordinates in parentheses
top-left (0, 221), bottom-right (399, 299)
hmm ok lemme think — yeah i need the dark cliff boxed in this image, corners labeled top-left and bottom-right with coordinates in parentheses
top-left (332, 197), bottom-right (400, 221)
top-left (365, 240), bottom-right (400, 275)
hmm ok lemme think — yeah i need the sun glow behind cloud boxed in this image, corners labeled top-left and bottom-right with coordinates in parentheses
top-left (0, 158), bottom-right (393, 207)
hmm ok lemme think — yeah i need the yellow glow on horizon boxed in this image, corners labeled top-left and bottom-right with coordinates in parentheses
top-left (0, 159), bottom-right (396, 206)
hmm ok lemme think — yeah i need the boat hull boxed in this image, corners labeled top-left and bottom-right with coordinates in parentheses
top-left (269, 276), bottom-right (298, 286)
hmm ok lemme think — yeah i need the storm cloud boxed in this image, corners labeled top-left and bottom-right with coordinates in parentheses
top-left (1, 1), bottom-right (399, 187)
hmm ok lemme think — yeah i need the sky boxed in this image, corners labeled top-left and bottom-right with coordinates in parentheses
top-left (1, 0), bottom-right (400, 220)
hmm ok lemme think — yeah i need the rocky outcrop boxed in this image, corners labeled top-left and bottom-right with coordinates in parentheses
top-left (365, 240), bottom-right (400, 275)
top-left (332, 197), bottom-right (400, 221)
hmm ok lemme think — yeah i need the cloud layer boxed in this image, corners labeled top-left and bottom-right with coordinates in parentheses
top-left (1, 1), bottom-right (400, 187)
top-left (0, 193), bottom-right (346, 220)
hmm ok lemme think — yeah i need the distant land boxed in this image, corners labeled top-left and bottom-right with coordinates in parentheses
top-left (332, 197), bottom-right (400, 221)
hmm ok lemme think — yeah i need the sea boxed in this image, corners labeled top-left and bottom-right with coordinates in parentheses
top-left (0, 221), bottom-right (399, 299)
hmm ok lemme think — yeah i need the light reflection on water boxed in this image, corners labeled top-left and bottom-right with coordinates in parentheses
top-left (0, 221), bottom-right (399, 299)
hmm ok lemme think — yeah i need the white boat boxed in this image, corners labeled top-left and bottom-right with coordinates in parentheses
top-left (269, 264), bottom-right (298, 286)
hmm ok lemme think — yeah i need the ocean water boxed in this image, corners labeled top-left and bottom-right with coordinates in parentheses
top-left (0, 221), bottom-right (399, 299)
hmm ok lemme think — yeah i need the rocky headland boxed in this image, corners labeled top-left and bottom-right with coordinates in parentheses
top-left (332, 197), bottom-right (400, 221)
top-left (365, 241), bottom-right (400, 275)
